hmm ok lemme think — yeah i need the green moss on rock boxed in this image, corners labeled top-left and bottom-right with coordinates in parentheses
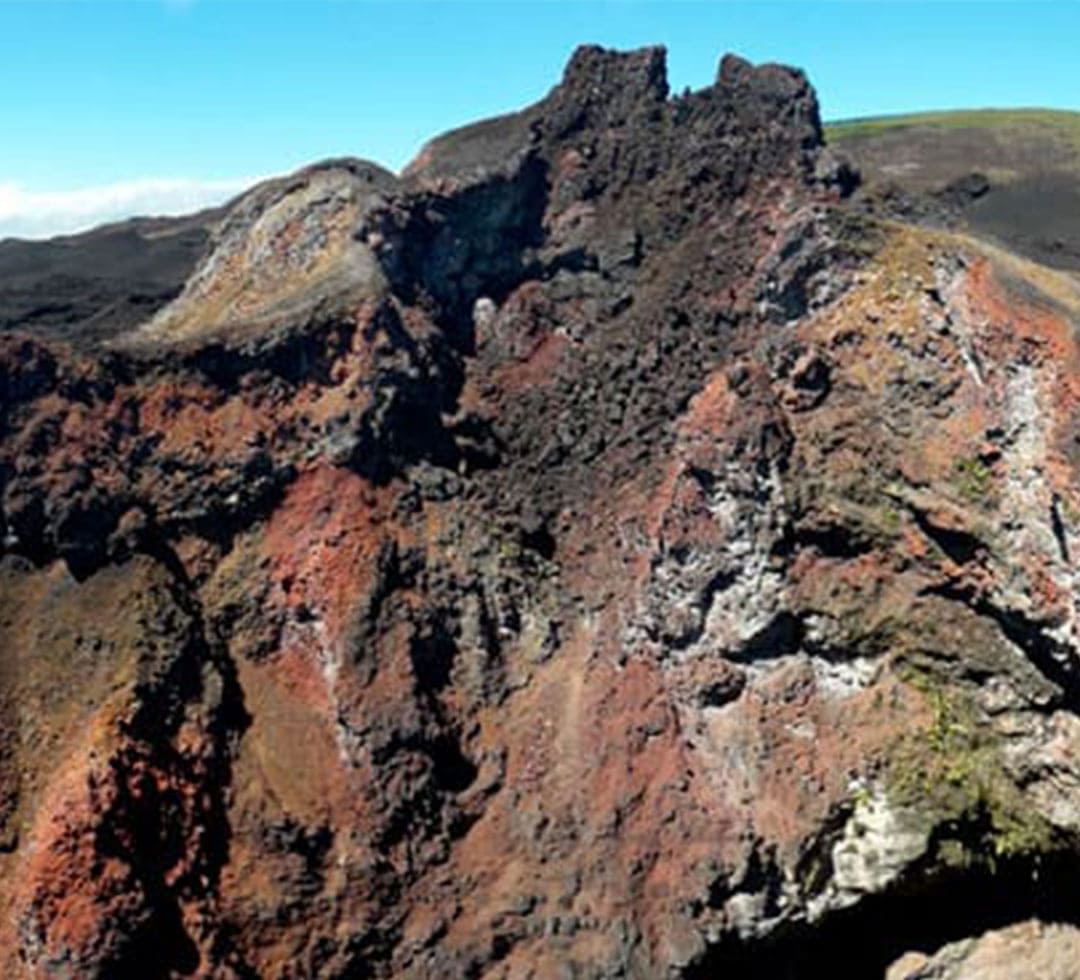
top-left (887, 673), bottom-right (1056, 865)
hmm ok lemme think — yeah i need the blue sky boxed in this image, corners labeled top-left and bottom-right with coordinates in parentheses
top-left (1, 0), bottom-right (1078, 237)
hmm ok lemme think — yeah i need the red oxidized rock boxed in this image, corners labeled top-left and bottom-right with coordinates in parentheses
top-left (3, 44), bottom-right (1080, 980)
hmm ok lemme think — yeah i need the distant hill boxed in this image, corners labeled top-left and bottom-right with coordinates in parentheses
top-left (827, 108), bottom-right (1080, 271)
top-left (0, 206), bottom-right (226, 343)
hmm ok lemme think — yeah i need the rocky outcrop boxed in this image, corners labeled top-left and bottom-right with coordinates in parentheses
top-left (2, 44), bottom-right (1080, 978)
top-left (887, 921), bottom-right (1080, 980)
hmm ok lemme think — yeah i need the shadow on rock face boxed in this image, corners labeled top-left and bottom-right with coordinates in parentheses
top-left (689, 845), bottom-right (1080, 980)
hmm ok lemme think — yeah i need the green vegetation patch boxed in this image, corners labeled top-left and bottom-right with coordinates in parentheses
top-left (826, 108), bottom-right (1080, 154)
top-left (887, 671), bottom-right (1056, 865)
top-left (952, 456), bottom-right (995, 504)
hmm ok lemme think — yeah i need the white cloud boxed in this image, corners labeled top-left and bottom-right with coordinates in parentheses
top-left (0, 176), bottom-right (258, 240)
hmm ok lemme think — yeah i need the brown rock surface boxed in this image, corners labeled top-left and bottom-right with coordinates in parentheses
top-left (2, 45), bottom-right (1080, 978)
top-left (887, 920), bottom-right (1080, 980)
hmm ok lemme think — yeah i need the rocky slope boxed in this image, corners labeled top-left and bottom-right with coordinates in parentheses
top-left (3, 45), bottom-right (1080, 979)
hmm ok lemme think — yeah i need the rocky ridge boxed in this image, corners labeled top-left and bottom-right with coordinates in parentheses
top-left (2, 45), bottom-right (1080, 978)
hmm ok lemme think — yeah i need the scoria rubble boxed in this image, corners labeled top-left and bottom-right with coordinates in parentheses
top-left (3, 45), bottom-right (1080, 979)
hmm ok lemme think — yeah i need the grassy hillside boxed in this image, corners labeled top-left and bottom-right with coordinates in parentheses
top-left (825, 108), bottom-right (1080, 273)
top-left (825, 108), bottom-right (1080, 184)
top-left (826, 108), bottom-right (1080, 151)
